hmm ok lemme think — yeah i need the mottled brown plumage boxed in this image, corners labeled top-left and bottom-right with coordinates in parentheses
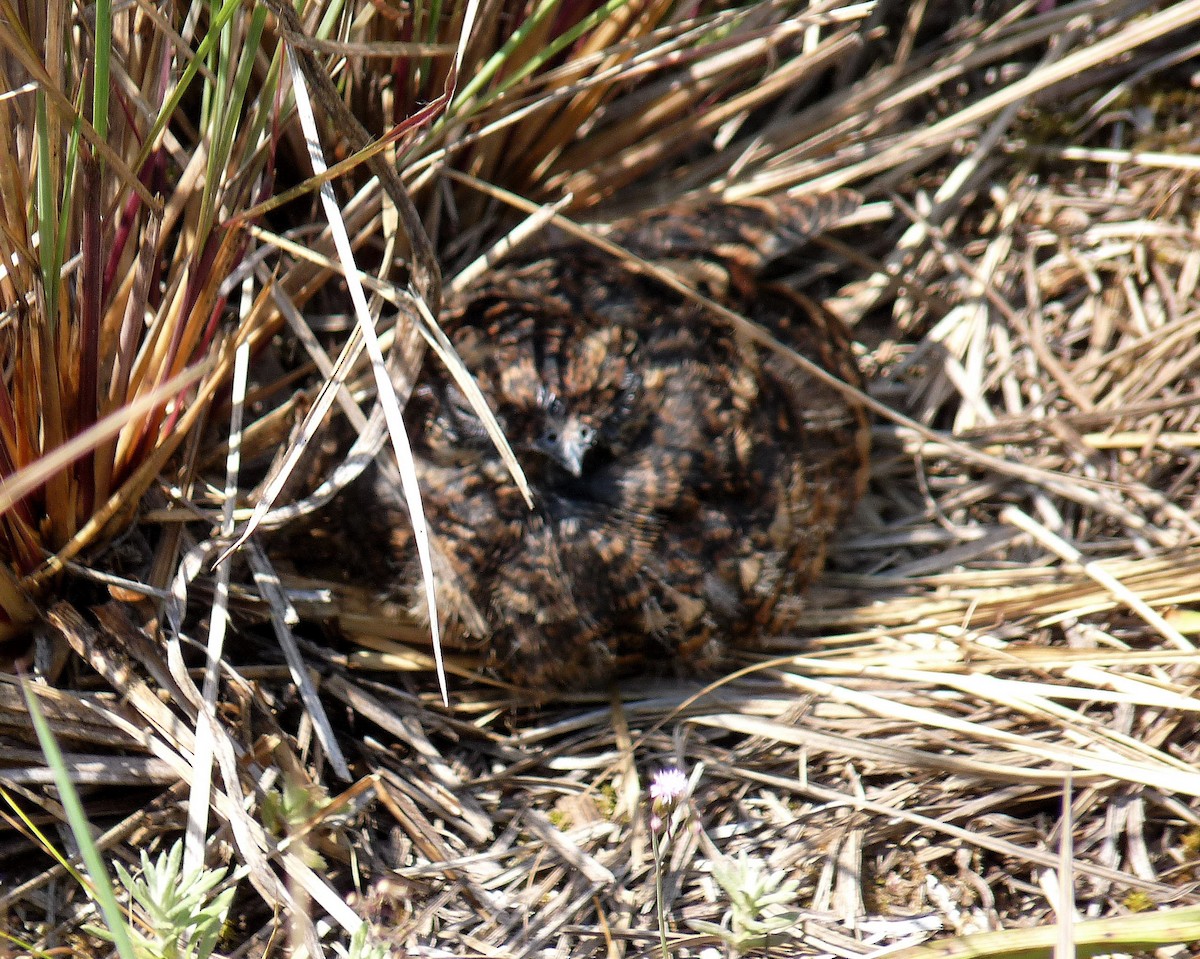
top-left (364, 193), bottom-right (869, 688)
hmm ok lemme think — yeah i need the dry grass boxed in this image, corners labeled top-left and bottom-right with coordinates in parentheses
top-left (5, 0), bottom-right (1200, 956)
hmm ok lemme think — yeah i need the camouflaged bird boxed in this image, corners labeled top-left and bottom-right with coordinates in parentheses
top-left (366, 192), bottom-right (869, 688)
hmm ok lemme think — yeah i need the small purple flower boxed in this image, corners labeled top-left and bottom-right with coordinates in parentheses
top-left (648, 766), bottom-right (692, 958)
top-left (649, 766), bottom-right (689, 815)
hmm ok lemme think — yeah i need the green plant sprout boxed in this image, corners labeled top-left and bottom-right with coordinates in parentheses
top-left (344, 923), bottom-right (392, 959)
top-left (261, 775), bottom-right (333, 870)
top-left (87, 840), bottom-right (237, 959)
top-left (689, 853), bottom-right (802, 955)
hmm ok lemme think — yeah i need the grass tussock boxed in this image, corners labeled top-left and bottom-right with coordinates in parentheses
top-left (5, 0), bottom-right (1200, 956)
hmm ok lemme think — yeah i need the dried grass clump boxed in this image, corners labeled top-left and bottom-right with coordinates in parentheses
top-left (7, 0), bottom-right (1200, 957)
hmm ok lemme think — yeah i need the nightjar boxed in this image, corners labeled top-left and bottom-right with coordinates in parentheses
top-left (366, 193), bottom-right (869, 688)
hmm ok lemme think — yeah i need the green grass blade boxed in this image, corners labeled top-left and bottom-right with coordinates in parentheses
top-left (0, 784), bottom-right (89, 888)
top-left (202, 2), bottom-right (269, 230)
top-left (131, 0), bottom-right (246, 177)
top-left (21, 677), bottom-right (140, 959)
top-left (92, 0), bottom-right (111, 141)
top-left (34, 91), bottom-right (59, 333)
top-left (493, 0), bottom-right (638, 98)
top-left (448, 0), bottom-right (563, 112)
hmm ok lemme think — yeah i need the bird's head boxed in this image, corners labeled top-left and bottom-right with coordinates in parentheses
top-left (531, 389), bottom-right (599, 478)
top-left (415, 318), bottom-right (645, 484)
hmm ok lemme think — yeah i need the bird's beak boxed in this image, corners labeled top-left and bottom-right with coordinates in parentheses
top-left (537, 417), bottom-right (591, 477)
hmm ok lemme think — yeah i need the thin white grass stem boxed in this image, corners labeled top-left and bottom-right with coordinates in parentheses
top-left (1001, 506), bottom-right (1194, 652)
top-left (247, 542), bottom-right (353, 781)
top-left (1056, 775), bottom-right (1076, 959)
top-left (806, 0), bottom-right (1200, 193)
top-left (184, 335), bottom-right (248, 876)
top-left (449, 194), bottom-right (572, 296)
top-left (285, 48), bottom-right (447, 705)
